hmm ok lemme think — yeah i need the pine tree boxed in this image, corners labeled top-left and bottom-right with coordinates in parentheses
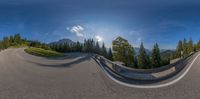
top-left (196, 40), bottom-right (200, 51)
top-left (59, 44), bottom-right (64, 52)
top-left (134, 56), bottom-right (138, 68)
top-left (137, 42), bottom-right (150, 69)
top-left (193, 44), bottom-right (197, 52)
top-left (108, 48), bottom-right (113, 60)
top-left (76, 41), bottom-right (82, 52)
top-left (95, 42), bottom-right (100, 54)
top-left (176, 40), bottom-right (183, 58)
top-left (197, 40), bottom-right (200, 51)
top-left (151, 43), bottom-right (161, 68)
top-left (0, 41), bottom-right (2, 50)
top-left (82, 39), bottom-right (87, 52)
top-left (2, 37), bottom-right (10, 49)
top-left (183, 38), bottom-right (189, 57)
top-left (91, 39), bottom-right (95, 52)
top-left (188, 38), bottom-right (193, 53)
top-left (63, 43), bottom-right (68, 52)
top-left (9, 35), bottom-right (14, 46)
top-left (14, 33), bottom-right (22, 45)
top-left (101, 42), bottom-right (107, 57)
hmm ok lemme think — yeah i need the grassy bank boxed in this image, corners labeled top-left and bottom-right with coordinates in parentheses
top-left (25, 47), bottom-right (64, 57)
top-left (10, 44), bottom-right (28, 48)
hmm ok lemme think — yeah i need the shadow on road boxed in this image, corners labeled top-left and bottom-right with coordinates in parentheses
top-left (26, 54), bottom-right (92, 68)
top-left (44, 52), bottom-right (86, 60)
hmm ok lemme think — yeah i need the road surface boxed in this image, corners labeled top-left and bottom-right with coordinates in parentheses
top-left (0, 48), bottom-right (200, 99)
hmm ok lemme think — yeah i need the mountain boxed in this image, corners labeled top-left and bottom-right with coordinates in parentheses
top-left (134, 48), bottom-right (175, 56)
top-left (161, 50), bottom-right (176, 54)
top-left (49, 38), bottom-right (74, 46)
top-left (160, 50), bottom-right (176, 59)
top-left (134, 47), bottom-right (152, 56)
top-left (160, 49), bottom-right (176, 53)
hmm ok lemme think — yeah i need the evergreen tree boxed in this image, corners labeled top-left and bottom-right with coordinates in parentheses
top-left (108, 48), bottom-right (113, 60)
top-left (197, 40), bottom-right (200, 51)
top-left (112, 36), bottom-right (135, 67)
top-left (188, 38), bottom-right (194, 53)
top-left (137, 42), bottom-right (150, 69)
top-left (55, 44), bottom-right (59, 52)
top-left (0, 41), bottom-right (2, 50)
top-left (161, 58), bottom-right (170, 66)
top-left (95, 42), bottom-right (100, 54)
top-left (91, 39), bottom-right (95, 52)
top-left (14, 33), bottom-right (22, 45)
top-left (196, 40), bottom-right (200, 51)
top-left (176, 40), bottom-right (183, 58)
top-left (82, 39), bottom-right (87, 52)
top-left (70, 43), bottom-right (75, 52)
top-left (193, 44), bottom-right (197, 52)
top-left (101, 42), bottom-right (107, 56)
top-left (63, 43), bottom-right (68, 52)
top-left (151, 43), bottom-right (161, 68)
top-left (2, 37), bottom-right (10, 49)
top-left (183, 38), bottom-right (189, 57)
top-left (82, 39), bottom-right (95, 53)
top-left (58, 44), bottom-right (63, 52)
top-left (134, 56), bottom-right (138, 68)
top-left (9, 35), bottom-right (14, 46)
top-left (76, 41), bottom-right (82, 52)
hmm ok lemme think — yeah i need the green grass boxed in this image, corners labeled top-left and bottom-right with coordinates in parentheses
top-left (11, 44), bottom-right (28, 48)
top-left (25, 47), bottom-right (64, 57)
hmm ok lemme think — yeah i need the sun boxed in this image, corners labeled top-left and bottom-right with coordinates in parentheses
top-left (95, 35), bottom-right (103, 42)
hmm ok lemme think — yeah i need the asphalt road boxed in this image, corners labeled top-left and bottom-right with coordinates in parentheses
top-left (0, 48), bottom-right (200, 99)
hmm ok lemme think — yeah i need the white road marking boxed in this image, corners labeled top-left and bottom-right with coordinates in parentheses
top-left (98, 53), bottom-right (200, 89)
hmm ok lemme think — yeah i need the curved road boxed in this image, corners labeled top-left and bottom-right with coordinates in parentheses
top-left (0, 48), bottom-right (200, 99)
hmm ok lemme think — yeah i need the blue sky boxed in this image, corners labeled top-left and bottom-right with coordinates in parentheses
top-left (0, 0), bottom-right (200, 49)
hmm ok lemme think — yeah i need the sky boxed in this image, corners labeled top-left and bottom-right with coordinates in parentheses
top-left (0, 0), bottom-right (200, 49)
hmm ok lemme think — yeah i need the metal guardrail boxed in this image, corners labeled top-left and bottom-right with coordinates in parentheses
top-left (94, 52), bottom-right (196, 81)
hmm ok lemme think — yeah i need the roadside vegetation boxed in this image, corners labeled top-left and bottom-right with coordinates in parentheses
top-left (0, 33), bottom-right (28, 50)
top-left (0, 34), bottom-right (63, 57)
top-left (49, 39), bottom-right (113, 60)
top-left (24, 47), bottom-right (64, 57)
top-left (1, 33), bottom-right (200, 69)
top-left (112, 36), bottom-right (200, 69)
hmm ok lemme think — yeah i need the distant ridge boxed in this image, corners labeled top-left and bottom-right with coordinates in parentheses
top-left (134, 48), bottom-right (175, 56)
top-left (49, 38), bottom-right (175, 56)
top-left (134, 47), bottom-right (151, 55)
top-left (49, 38), bottom-right (74, 45)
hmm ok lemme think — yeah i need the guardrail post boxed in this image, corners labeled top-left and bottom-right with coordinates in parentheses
top-left (112, 64), bottom-right (122, 73)
top-left (99, 57), bottom-right (102, 63)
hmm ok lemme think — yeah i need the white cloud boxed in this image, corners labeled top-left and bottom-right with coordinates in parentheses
top-left (67, 25), bottom-right (84, 37)
top-left (95, 35), bottom-right (103, 42)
